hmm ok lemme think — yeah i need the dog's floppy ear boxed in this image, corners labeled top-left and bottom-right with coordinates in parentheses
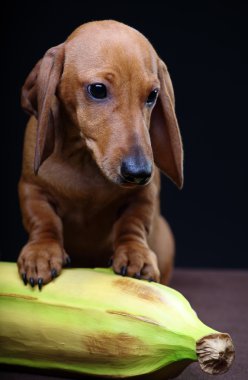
top-left (21, 43), bottom-right (65, 174)
top-left (150, 59), bottom-right (184, 188)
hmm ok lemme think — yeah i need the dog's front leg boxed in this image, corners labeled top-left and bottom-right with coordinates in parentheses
top-left (17, 179), bottom-right (69, 288)
top-left (113, 185), bottom-right (160, 282)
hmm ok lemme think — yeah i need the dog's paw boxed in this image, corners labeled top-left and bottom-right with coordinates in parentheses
top-left (111, 243), bottom-right (160, 282)
top-left (17, 240), bottom-right (70, 289)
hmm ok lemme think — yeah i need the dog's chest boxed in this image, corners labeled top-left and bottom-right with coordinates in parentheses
top-left (41, 156), bottom-right (117, 199)
top-left (40, 155), bottom-right (133, 242)
top-left (56, 187), bottom-right (123, 254)
top-left (43, 165), bottom-right (125, 225)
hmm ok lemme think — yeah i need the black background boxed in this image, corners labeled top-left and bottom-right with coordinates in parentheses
top-left (1, 1), bottom-right (247, 268)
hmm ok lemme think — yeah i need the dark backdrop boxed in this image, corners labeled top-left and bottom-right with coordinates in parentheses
top-left (1, 1), bottom-right (247, 268)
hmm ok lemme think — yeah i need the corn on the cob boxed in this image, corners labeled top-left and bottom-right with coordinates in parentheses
top-left (0, 262), bottom-right (234, 378)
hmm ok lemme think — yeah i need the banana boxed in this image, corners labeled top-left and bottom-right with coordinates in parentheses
top-left (0, 262), bottom-right (234, 378)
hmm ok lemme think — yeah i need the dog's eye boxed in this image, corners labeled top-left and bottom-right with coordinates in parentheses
top-left (87, 83), bottom-right (107, 99)
top-left (146, 89), bottom-right (159, 106)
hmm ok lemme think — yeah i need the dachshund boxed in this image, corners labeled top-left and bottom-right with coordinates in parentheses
top-left (17, 20), bottom-right (183, 289)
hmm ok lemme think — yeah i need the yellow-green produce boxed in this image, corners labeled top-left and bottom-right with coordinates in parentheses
top-left (0, 262), bottom-right (234, 378)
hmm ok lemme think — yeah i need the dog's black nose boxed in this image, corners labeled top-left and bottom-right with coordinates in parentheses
top-left (120, 156), bottom-right (152, 185)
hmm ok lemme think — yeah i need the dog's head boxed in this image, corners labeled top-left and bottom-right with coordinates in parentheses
top-left (21, 20), bottom-right (183, 188)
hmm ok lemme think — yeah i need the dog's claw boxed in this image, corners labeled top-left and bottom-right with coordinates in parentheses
top-left (29, 277), bottom-right (35, 287)
top-left (37, 278), bottom-right (43, 290)
top-left (22, 273), bottom-right (28, 285)
top-left (107, 257), bottom-right (113, 267)
top-left (133, 272), bottom-right (141, 279)
top-left (120, 266), bottom-right (127, 276)
top-left (148, 277), bottom-right (156, 282)
top-left (65, 256), bottom-right (71, 267)
top-left (51, 268), bottom-right (58, 279)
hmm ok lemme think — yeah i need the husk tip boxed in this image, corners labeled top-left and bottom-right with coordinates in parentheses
top-left (196, 333), bottom-right (235, 375)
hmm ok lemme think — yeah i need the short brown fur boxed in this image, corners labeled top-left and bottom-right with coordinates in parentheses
top-left (17, 20), bottom-right (183, 286)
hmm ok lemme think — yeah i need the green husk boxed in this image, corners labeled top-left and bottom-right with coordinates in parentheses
top-left (0, 262), bottom-right (234, 378)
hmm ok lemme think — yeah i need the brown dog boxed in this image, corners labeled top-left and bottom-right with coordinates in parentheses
top-left (17, 20), bottom-right (183, 289)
